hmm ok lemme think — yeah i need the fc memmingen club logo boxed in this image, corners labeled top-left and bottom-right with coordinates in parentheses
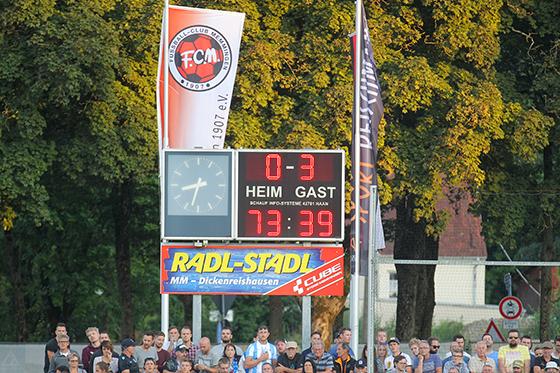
top-left (169, 25), bottom-right (232, 92)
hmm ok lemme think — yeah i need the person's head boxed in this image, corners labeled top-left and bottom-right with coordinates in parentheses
top-left (56, 367), bottom-right (70, 373)
top-left (99, 331), bottom-right (111, 343)
top-left (55, 322), bottom-right (67, 337)
top-left (448, 368), bottom-right (460, 373)
top-left (336, 343), bottom-right (350, 359)
top-left (223, 343), bottom-right (237, 358)
top-left (388, 338), bottom-right (401, 354)
top-left (144, 357), bottom-right (157, 373)
top-left (221, 327), bottom-right (233, 343)
top-left (262, 362), bottom-right (274, 373)
top-left (482, 364), bottom-right (494, 373)
top-left (449, 341), bottom-right (460, 353)
top-left (542, 341), bottom-right (555, 358)
top-left (409, 338), bottom-right (421, 356)
top-left (257, 325), bottom-right (270, 343)
top-left (476, 341), bottom-right (487, 358)
top-left (356, 359), bottom-right (367, 373)
top-left (121, 338), bottom-right (136, 356)
top-left (68, 352), bottom-right (80, 368)
top-left (95, 361), bottom-right (110, 373)
top-left (555, 336), bottom-right (560, 353)
top-left (312, 340), bottom-right (325, 357)
top-left (310, 331), bottom-right (322, 345)
top-left (276, 339), bottom-right (287, 354)
top-left (155, 331), bottom-right (166, 349)
top-left (521, 336), bottom-right (532, 350)
top-left (180, 360), bottom-right (194, 373)
top-left (376, 343), bottom-right (389, 358)
top-left (181, 326), bottom-right (192, 343)
top-left (339, 328), bottom-right (352, 344)
top-left (512, 360), bottom-right (523, 373)
top-left (175, 345), bottom-right (187, 361)
top-left (482, 334), bottom-right (493, 349)
top-left (394, 355), bottom-right (407, 372)
top-left (452, 350), bottom-right (464, 365)
top-left (377, 330), bottom-right (388, 344)
top-left (303, 359), bottom-right (317, 373)
top-left (169, 326), bottom-right (179, 341)
top-left (545, 362), bottom-right (560, 373)
top-left (101, 340), bottom-right (114, 357)
top-left (535, 347), bottom-right (543, 358)
top-left (86, 327), bottom-right (100, 344)
top-left (285, 341), bottom-right (298, 359)
top-left (199, 337), bottom-right (211, 353)
top-left (218, 357), bottom-right (229, 373)
top-left (418, 341), bottom-right (430, 358)
top-left (142, 332), bottom-right (154, 348)
top-left (427, 337), bottom-right (440, 354)
top-left (508, 330), bottom-right (520, 348)
top-left (56, 334), bottom-right (70, 351)
top-left (453, 335), bottom-right (465, 350)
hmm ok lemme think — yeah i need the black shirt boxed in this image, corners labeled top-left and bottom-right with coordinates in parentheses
top-left (44, 338), bottom-right (58, 373)
top-left (334, 356), bottom-right (356, 373)
top-left (534, 357), bottom-right (560, 371)
top-left (118, 353), bottom-right (140, 373)
top-left (278, 353), bottom-right (303, 370)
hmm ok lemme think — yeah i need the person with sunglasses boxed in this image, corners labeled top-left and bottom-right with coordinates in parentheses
top-left (427, 338), bottom-right (441, 356)
top-left (498, 330), bottom-right (530, 373)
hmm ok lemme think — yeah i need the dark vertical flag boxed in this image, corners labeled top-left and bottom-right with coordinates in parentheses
top-left (350, 4), bottom-right (385, 276)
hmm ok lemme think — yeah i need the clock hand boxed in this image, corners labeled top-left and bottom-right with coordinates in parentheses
top-left (191, 177), bottom-right (203, 206)
top-left (181, 180), bottom-right (208, 191)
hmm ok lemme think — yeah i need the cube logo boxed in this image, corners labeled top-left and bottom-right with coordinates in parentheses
top-left (168, 26), bottom-right (232, 91)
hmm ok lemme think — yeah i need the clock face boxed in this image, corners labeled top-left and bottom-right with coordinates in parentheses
top-left (166, 153), bottom-right (230, 216)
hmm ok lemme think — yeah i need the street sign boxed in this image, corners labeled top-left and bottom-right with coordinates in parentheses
top-left (485, 319), bottom-right (506, 342)
top-left (503, 319), bottom-right (519, 330)
top-left (499, 296), bottom-right (523, 320)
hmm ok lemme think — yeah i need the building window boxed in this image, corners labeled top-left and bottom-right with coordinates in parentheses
top-left (389, 272), bottom-right (398, 298)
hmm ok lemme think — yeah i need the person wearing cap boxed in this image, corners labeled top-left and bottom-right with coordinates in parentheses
top-left (119, 338), bottom-right (140, 373)
top-left (329, 329), bottom-right (355, 359)
top-left (276, 341), bottom-right (303, 373)
top-left (498, 330), bottom-right (530, 373)
top-left (356, 359), bottom-right (367, 373)
top-left (162, 343), bottom-right (189, 373)
top-left (333, 343), bottom-right (356, 373)
top-left (545, 362), bottom-right (560, 373)
top-left (513, 360), bottom-right (524, 373)
top-left (469, 341), bottom-right (497, 373)
top-left (49, 334), bottom-right (79, 373)
top-left (534, 342), bottom-right (560, 373)
top-left (385, 338), bottom-right (412, 372)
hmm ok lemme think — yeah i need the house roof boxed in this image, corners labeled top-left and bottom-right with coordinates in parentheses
top-left (380, 193), bottom-right (487, 258)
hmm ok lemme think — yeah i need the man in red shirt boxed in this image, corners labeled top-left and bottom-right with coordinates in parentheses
top-left (82, 327), bottom-right (101, 373)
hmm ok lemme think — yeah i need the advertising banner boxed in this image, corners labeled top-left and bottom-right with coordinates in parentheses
top-left (157, 6), bottom-right (245, 149)
top-left (161, 244), bottom-right (344, 296)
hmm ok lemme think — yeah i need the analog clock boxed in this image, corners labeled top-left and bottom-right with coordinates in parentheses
top-left (163, 150), bottom-right (233, 239)
top-left (167, 154), bottom-right (229, 216)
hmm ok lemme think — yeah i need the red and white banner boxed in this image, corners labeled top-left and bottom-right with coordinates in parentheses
top-left (157, 6), bottom-right (245, 149)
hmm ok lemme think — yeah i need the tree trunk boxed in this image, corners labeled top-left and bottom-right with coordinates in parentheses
top-left (394, 195), bottom-right (438, 340)
top-left (179, 295), bottom-right (193, 327)
top-left (539, 144), bottom-right (554, 340)
top-left (113, 180), bottom-right (134, 339)
top-left (3, 229), bottom-right (28, 341)
top-left (268, 296), bottom-right (284, 340)
top-left (312, 296), bottom-right (347, 350)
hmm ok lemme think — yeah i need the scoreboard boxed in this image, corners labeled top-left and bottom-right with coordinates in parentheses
top-left (162, 149), bottom-right (344, 242)
top-left (237, 150), bottom-right (344, 241)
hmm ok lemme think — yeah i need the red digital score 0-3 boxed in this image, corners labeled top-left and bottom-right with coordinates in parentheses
top-left (236, 150), bottom-right (345, 241)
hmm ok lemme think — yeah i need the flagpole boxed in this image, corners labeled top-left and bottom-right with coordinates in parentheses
top-left (350, 0), bottom-right (363, 355)
top-left (161, 0), bottom-right (170, 337)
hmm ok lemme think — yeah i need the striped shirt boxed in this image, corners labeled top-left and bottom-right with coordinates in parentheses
top-left (305, 352), bottom-right (334, 372)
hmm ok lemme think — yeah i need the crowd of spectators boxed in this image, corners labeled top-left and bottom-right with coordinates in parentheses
top-left (43, 322), bottom-right (560, 373)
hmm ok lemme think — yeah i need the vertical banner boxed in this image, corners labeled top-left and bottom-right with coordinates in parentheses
top-left (350, 5), bottom-right (386, 275)
top-left (157, 6), bottom-right (245, 149)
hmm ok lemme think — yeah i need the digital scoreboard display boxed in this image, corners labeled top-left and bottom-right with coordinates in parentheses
top-left (236, 150), bottom-right (344, 241)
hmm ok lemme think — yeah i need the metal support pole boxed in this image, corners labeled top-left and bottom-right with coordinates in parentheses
top-left (302, 296), bottom-right (311, 350)
top-left (161, 294), bottom-right (169, 335)
top-left (366, 186), bottom-right (378, 367)
top-left (350, 0), bottom-right (363, 356)
top-left (193, 295), bottom-right (202, 343)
